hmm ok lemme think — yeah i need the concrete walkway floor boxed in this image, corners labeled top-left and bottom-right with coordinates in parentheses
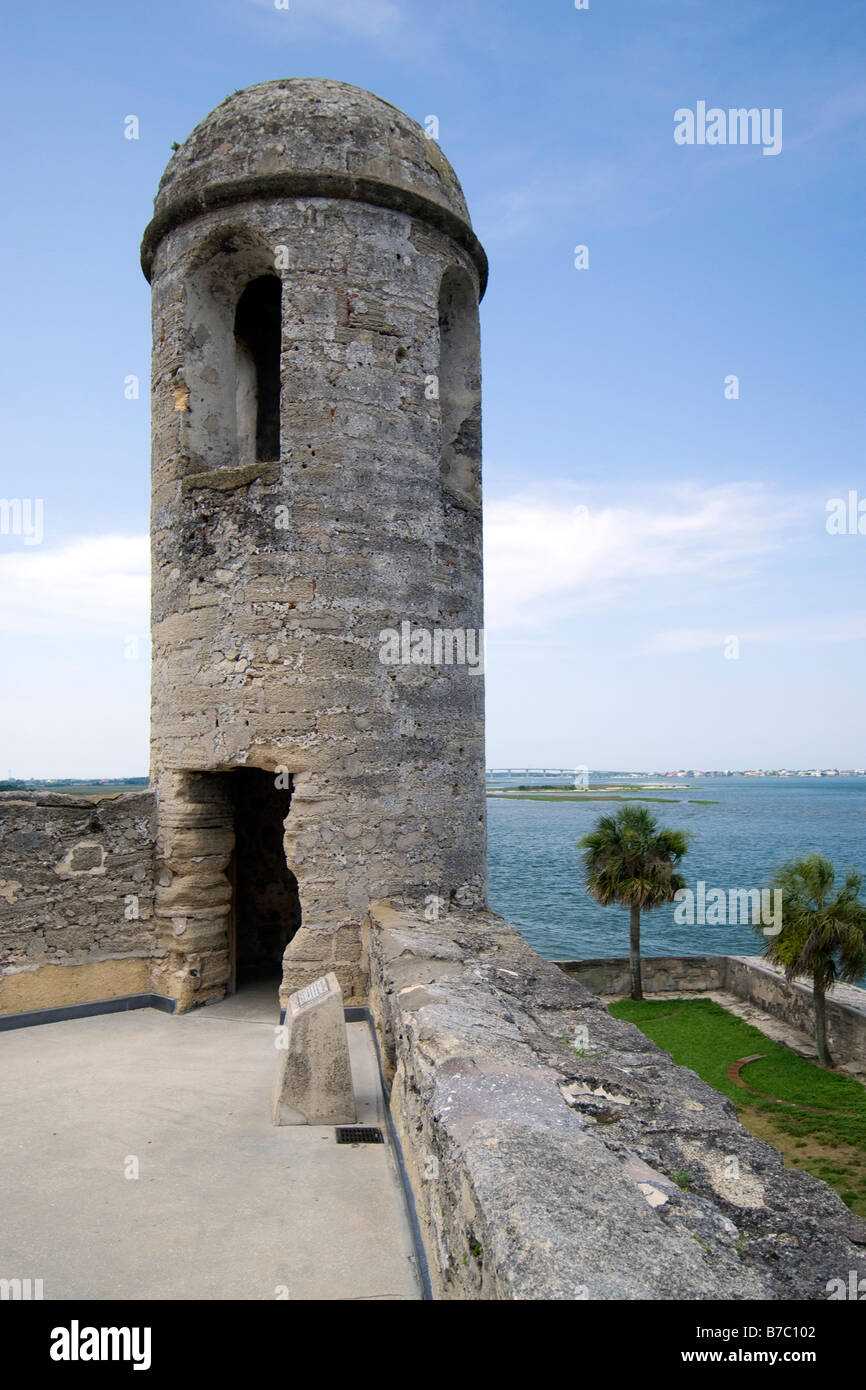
top-left (0, 984), bottom-right (421, 1300)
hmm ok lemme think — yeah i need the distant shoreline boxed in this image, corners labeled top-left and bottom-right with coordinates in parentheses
top-left (0, 780), bottom-right (149, 796)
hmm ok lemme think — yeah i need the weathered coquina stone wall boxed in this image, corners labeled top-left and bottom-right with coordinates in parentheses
top-left (559, 956), bottom-right (866, 1069)
top-left (0, 792), bottom-right (157, 1014)
top-left (725, 956), bottom-right (866, 1070)
top-left (142, 79), bottom-right (488, 1011)
top-left (558, 954), bottom-right (728, 996)
top-left (366, 902), bottom-right (866, 1299)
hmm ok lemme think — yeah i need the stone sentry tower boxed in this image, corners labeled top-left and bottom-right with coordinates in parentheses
top-left (140, 79), bottom-right (488, 1012)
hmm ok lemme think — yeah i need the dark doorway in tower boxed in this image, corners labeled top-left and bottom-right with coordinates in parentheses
top-left (227, 769), bottom-right (300, 992)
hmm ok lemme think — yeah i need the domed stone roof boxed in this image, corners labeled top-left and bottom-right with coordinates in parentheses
top-left (141, 78), bottom-right (486, 291)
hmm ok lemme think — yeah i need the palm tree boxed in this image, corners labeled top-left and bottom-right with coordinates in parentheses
top-left (579, 805), bottom-right (691, 1000)
top-left (760, 854), bottom-right (866, 1069)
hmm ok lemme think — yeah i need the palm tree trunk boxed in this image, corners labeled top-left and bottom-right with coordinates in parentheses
top-left (813, 979), bottom-right (833, 1069)
top-left (629, 903), bottom-right (643, 1001)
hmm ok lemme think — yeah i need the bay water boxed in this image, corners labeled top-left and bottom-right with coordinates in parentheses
top-left (486, 775), bottom-right (866, 965)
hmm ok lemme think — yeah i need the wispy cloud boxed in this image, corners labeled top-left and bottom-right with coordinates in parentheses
top-left (0, 483), bottom-right (810, 647)
top-left (479, 75), bottom-right (866, 245)
top-left (476, 147), bottom-right (674, 243)
top-left (0, 536), bottom-right (149, 638)
top-left (246, 0), bottom-right (407, 37)
top-left (649, 612), bottom-right (866, 655)
top-left (484, 482), bottom-right (804, 631)
top-left (787, 81), bottom-right (866, 152)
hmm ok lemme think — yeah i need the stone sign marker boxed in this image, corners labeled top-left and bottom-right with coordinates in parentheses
top-left (271, 971), bottom-right (357, 1126)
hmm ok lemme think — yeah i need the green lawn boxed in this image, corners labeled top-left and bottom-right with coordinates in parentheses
top-left (486, 793), bottom-right (687, 803)
top-left (44, 783), bottom-right (149, 798)
top-left (486, 785), bottom-right (718, 804)
top-left (610, 997), bottom-right (866, 1216)
top-left (0, 782), bottom-right (149, 798)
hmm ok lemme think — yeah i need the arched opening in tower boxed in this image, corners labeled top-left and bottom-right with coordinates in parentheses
top-left (437, 266), bottom-right (482, 510)
top-left (227, 768), bottom-right (300, 992)
top-left (233, 275), bottom-right (282, 465)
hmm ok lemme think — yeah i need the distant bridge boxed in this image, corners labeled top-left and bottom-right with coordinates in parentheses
top-left (486, 768), bottom-right (582, 776)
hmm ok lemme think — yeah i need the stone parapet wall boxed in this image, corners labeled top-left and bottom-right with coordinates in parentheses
top-left (0, 792), bottom-right (158, 1014)
top-left (724, 956), bottom-right (866, 1069)
top-left (365, 902), bottom-right (866, 1299)
top-left (558, 956), bottom-right (866, 1069)
top-left (557, 954), bottom-right (727, 997)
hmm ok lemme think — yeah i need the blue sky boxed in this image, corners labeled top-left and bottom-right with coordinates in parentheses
top-left (1, 0), bottom-right (865, 776)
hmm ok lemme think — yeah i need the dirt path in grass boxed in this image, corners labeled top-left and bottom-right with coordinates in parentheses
top-left (727, 1055), bottom-right (864, 1116)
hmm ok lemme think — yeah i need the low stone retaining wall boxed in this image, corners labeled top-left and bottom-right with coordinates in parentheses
top-left (557, 955), bottom-right (727, 996)
top-left (557, 955), bottom-right (866, 1069)
top-left (365, 902), bottom-right (866, 1300)
top-left (0, 792), bottom-right (158, 1014)
top-left (725, 956), bottom-right (866, 1069)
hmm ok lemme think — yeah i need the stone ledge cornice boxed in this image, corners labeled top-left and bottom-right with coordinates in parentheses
top-left (141, 172), bottom-right (488, 297)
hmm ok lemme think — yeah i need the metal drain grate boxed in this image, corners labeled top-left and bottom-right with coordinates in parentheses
top-left (335, 1126), bottom-right (384, 1145)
